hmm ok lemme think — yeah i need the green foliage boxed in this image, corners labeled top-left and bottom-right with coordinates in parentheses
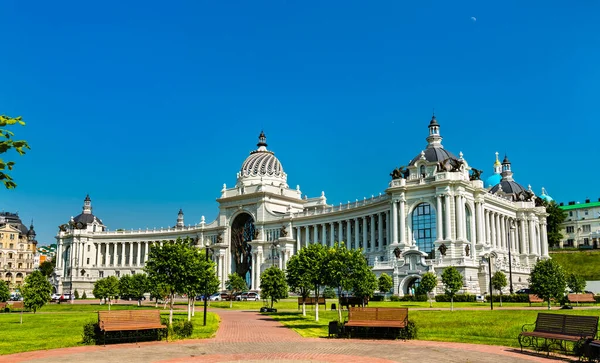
top-left (93, 276), bottom-right (120, 308)
top-left (323, 286), bottom-right (336, 299)
top-left (172, 320), bottom-right (194, 338)
top-left (118, 274), bottom-right (133, 299)
top-left (390, 295), bottom-right (400, 302)
top-left (550, 251), bottom-right (600, 280)
top-left (378, 273), bottom-right (393, 294)
top-left (529, 259), bottom-right (566, 309)
top-left (434, 294), bottom-right (476, 302)
top-left (81, 321), bottom-right (100, 345)
top-left (0, 280), bottom-right (9, 302)
top-left (542, 201), bottom-right (567, 247)
top-left (74, 290), bottom-right (80, 299)
top-left (129, 273), bottom-right (149, 301)
top-left (566, 273), bottom-right (586, 294)
top-left (417, 272), bottom-right (438, 295)
top-left (398, 320), bottom-right (418, 340)
top-left (286, 254), bottom-right (313, 300)
top-left (441, 266), bottom-right (463, 311)
top-left (352, 268), bottom-right (377, 302)
top-left (225, 273), bottom-right (248, 302)
top-left (38, 259), bottom-right (56, 277)
top-left (82, 291), bottom-right (87, 299)
top-left (22, 270), bottom-right (53, 313)
top-left (298, 243), bottom-right (328, 321)
top-left (491, 271), bottom-right (507, 294)
top-left (260, 266), bottom-right (289, 308)
top-left (0, 114), bottom-right (30, 189)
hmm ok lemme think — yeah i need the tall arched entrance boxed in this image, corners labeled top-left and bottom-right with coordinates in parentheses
top-left (230, 213), bottom-right (255, 287)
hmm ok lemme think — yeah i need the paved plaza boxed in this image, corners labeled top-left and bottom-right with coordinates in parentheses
top-left (1, 308), bottom-right (573, 363)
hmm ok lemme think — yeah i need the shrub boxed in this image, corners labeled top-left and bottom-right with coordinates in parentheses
top-left (370, 295), bottom-right (385, 301)
top-left (2, 306), bottom-right (11, 313)
top-left (390, 295), bottom-right (400, 302)
top-left (173, 321), bottom-right (194, 338)
top-left (435, 294), bottom-right (476, 302)
top-left (323, 287), bottom-right (336, 299)
top-left (484, 294), bottom-right (530, 303)
top-left (398, 320), bottom-right (418, 340)
top-left (82, 322), bottom-right (100, 345)
top-left (82, 291), bottom-right (87, 299)
top-left (74, 290), bottom-right (80, 299)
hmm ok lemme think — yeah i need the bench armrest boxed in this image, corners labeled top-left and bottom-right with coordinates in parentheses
top-left (521, 322), bottom-right (535, 332)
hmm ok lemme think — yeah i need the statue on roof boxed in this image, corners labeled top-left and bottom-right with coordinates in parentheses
top-left (469, 168), bottom-right (483, 181)
top-left (437, 157), bottom-right (463, 173)
top-left (390, 166), bottom-right (406, 180)
top-left (280, 225), bottom-right (288, 237)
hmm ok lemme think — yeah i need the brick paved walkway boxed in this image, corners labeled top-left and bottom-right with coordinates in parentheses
top-left (1, 309), bottom-right (574, 363)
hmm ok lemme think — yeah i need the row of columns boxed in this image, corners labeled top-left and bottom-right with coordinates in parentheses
top-left (482, 210), bottom-right (546, 256)
top-left (93, 241), bottom-right (154, 267)
top-left (293, 211), bottom-right (390, 252)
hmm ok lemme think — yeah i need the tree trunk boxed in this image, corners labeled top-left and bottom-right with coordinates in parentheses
top-left (187, 298), bottom-right (192, 321)
top-left (315, 289), bottom-right (320, 322)
top-left (169, 294), bottom-right (174, 326)
top-left (451, 297), bottom-right (454, 312)
top-left (302, 302), bottom-right (306, 316)
top-left (337, 287), bottom-right (343, 322)
top-left (192, 297), bottom-right (196, 317)
top-left (108, 297), bottom-right (111, 311)
top-left (271, 297), bottom-right (274, 309)
top-left (547, 299), bottom-right (551, 310)
top-left (230, 295), bottom-right (233, 308)
top-left (500, 294), bottom-right (503, 307)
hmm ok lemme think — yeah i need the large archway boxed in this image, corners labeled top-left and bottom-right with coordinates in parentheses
top-left (230, 213), bottom-right (255, 287)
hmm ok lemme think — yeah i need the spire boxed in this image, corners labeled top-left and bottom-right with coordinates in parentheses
top-left (493, 152), bottom-right (501, 173)
top-left (82, 194), bottom-right (92, 215)
top-left (426, 113), bottom-right (443, 149)
top-left (257, 131), bottom-right (268, 151)
top-left (500, 154), bottom-right (514, 181)
top-left (176, 209), bottom-right (184, 227)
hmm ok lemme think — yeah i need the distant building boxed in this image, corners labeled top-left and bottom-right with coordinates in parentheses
top-left (37, 244), bottom-right (57, 264)
top-left (55, 115), bottom-right (550, 297)
top-left (0, 212), bottom-right (38, 291)
top-left (558, 198), bottom-right (600, 249)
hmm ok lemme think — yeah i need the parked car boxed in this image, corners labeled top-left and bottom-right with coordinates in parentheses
top-left (516, 288), bottom-right (532, 294)
top-left (209, 293), bottom-right (221, 301)
top-left (245, 292), bottom-right (260, 301)
top-left (51, 293), bottom-right (61, 302)
top-left (475, 295), bottom-right (486, 302)
top-left (236, 292), bottom-right (249, 301)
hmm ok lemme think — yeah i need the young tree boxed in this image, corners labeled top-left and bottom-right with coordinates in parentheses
top-left (441, 266), bottom-right (463, 311)
top-left (144, 238), bottom-right (196, 325)
top-left (286, 253), bottom-right (312, 317)
top-left (417, 272), bottom-right (438, 308)
top-left (299, 243), bottom-right (328, 321)
top-left (225, 273), bottom-right (248, 308)
top-left (352, 267), bottom-right (378, 306)
top-left (0, 280), bottom-right (10, 302)
top-left (567, 273), bottom-right (586, 294)
top-left (38, 259), bottom-right (56, 277)
top-left (181, 247), bottom-right (219, 321)
top-left (491, 271), bottom-right (508, 307)
top-left (118, 274), bottom-right (133, 300)
top-left (542, 200), bottom-right (567, 248)
top-left (529, 259), bottom-right (566, 310)
top-left (0, 115), bottom-right (30, 189)
top-left (130, 273), bottom-right (149, 306)
top-left (93, 277), bottom-right (107, 303)
top-left (378, 273), bottom-right (393, 296)
top-left (260, 266), bottom-right (288, 309)
top-left (21, 270), bottom-right (53, 313)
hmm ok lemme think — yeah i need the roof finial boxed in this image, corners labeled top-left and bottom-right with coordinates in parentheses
top-left (257, 130), bottom-right (268, 150)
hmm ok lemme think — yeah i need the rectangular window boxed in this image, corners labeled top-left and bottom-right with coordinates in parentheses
top-left (583, 225), bottom-right (591, 232)
top-left (86, 258), bottom-right (90, 264)
top-left (566, 239), bottom-right (574, 247)
top-left (99, 271), bottom-right (104, 278)
top-left (584, 238), bottom-right (590, 245)
top-left (87, 245), bottom-right (90, 252)
top-left (566, 226), bottom-right (574, 233)
top-left (9, 234), bottom-right (14, 240)
top-left (569, 211), bottom-right (573, 216)
top-left (585, 210), bottom-right (589, 215)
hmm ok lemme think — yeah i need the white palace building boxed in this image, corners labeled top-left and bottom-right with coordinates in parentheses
top-left (53, 115), bottom-right (550, 297)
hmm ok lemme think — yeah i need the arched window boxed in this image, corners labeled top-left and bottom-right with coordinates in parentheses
top-left (412, 203), bottom-right (437, 258)
top-left (465, 206), bottom-right (472, 242)
top-left (420, 165), bottom-right (426, 176)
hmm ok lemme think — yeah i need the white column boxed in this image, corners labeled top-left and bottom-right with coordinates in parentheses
top-left (346, 220), bottom-right (352, 248)
top-left (391, 200), bottom-right (399, 244)
top-left (56, 242), bottom-right (63, 269)
top-left (484, 210), bottom-right (490, 245)
top-left (499, 216), bottom-right (505, 250)
top-left (322, 223), bottom-right (327, 246)
top-left (456, 195), bottom-right (464, 240)
top-left (128, 242), bottom-right (133, 266)
top-left (136, 242), bottom-right (141, 266)
top-left (361, 217), bottom-right (367, 250)
top-left (378, 213), bottom-right (383, 252)
top-left (520, 218), bottom-right (528, 254)
top-left (540, 221), bottom-right (548, 257)
top-left (94, 244), bottom-right (98, 266)
top-left (329, 222), bottom-right (335, 247)
top-left (444, 195), bottom-right (452, 240)
top-left (305, 226), bottom-right (310, 247)
top-left (313, 225), bottom-right (319, 244)
top-left (338, 221), bottom-right (343, 245)
top-left (475, 202), bottom-right (483, 244)
top-left (399, 198), bottom-right (406, 245)
top-left (144, 242), bottom-right (149, 262)
top-left (296, 227), bottom-right (301, 251)
top-left (251, 253), bottom-right (256, 290)
top-left (490, 213), bottom-right (496, 249)
top-left (436, 196), bottom-right (443, 241)
top-left (370, 215), bottom-right (376, 252)
top-left (386, 211), bottom-right (391, 248)
top-left (529, 217), bottom-right (536, 255)
top-left (354, 218), bottom-right (359, 249)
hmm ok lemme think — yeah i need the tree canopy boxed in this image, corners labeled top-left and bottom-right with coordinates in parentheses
top-left (297, 243), bottom-right (328, 321)
top-left (441, 266), bottom-right (463, 311)
top-left (0, 280), bottom-right (10, 302)
top-left (0, 115), bottom-right (30, 189)
top-left (225, 273), bottom-right (248, 308)
top-left (93, 276), bottom-right (119, 310)
top-left (286, 253), bottom-right (313, 317)
top-left (260, 266), bottom-right (288, 308)
top-left (378, 273), bottom-right (393, 294)
top-left (417, 272), bottom-right (438, 307)
top-left (566, 273), bottom-right (586, 294)
top-left (22, 271), bottom-right (52, 313)
top-left (38, 259), bottom-right (56, 277)
top-left (542, 201), bottom-right (567, 248)
top-left (529, 259), bottom-right (566, 310)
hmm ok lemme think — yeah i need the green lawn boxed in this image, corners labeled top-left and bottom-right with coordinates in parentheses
top-left (268, 308), bottom-right (600, 348)
top-left (0, 304), bottom-right (219, 355)
top-left (550, 251), bottom-right (600, 280)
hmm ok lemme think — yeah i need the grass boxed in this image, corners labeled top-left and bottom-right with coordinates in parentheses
top-left (268, 308), bottom-right (600, 347)
top-left (0, 303), bottom-right (219, 355)
top-left (550, 250), bottom-right (600, 280)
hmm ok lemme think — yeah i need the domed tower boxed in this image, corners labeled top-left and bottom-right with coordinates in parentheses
top-left (176, 209), bottom-right (184, 228)
top-left (237, 131), bottom-right (288, 188)
top-left (72, 195), bottom-right (105, 231)
top-left (538, 187), bottom-right (553, 203)
top-left (409, 114), bottom-right (457, 166)
top-left (27, 220), bottom-right (37, 243)
top-left (484, 152), bottom-right (502, 188)
top-left (489, 155), bottom-right (527, 197)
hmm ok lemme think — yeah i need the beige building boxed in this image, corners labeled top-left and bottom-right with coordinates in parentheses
top-left (0, 212), bottom-right (38, 291)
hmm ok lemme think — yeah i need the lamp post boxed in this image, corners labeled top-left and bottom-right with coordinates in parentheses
top-left (507, 221), bottom-right (516, 295)
top-left (483, 252), bottom-right (497, 310)
top-left (271, 241), bottom-right (279, 267)
top-left (203, 241), bottom-right (213, 326)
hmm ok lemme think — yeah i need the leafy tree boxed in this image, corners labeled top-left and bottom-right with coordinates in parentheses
top-left (74, 289), bottom-right (79, 299)
top-left (441, 266), bottom-right (463, 311)
top-left (118, 274), bottom-right (133, 299)
top-left (93, 276), bottom-right (119, 310)
top-left (0, 280), bottom-right (10, 302)
top-left (0, 115), bottom-right (30, 189)
top-left (181, 245), bottom-right (219, 321)
top-left (21, 270), bottom-right (52, 313)
top-left (144, 238), bottom-right (201, 325)
top-left (323, 286), bottom-right (336, 299)
top-left (260, 266), bottom-right (288, 309)
top-left (351, 267), bottom-right (377, 305)
top-left (299, 243), bottom-right (328, 321)
top-left (82, 291), bottom-right (87, 299)
top-left (225, 273), bottom-right (248, 308)
top-left (38, 259), bottom-right (56, 277)
top-left (541, 200), bottom-right (567, 248)
top-left (129, 273), bottom-right (148, 306)
top-left (529, 259), bottom-right (566, 310)
top-left (378, 273), bottom-right (393, 295)
top-left (567, 273), bottom-right (586, 294)
top-left (491, 271), bottom-right (508, 307)
top-left (286, 253), bottom-right (312, 317)
top-left (416, 272), bottom-right (438, 308)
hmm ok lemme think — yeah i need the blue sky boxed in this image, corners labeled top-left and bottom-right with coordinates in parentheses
top-left (1, 1), bottom-right (599, 246)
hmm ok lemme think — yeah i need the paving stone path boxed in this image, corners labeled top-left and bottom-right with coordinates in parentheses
top-left (1, 309), bottom-right (573, 363)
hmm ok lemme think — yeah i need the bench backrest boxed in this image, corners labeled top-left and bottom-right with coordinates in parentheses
top-left (348, 307), bottom-right (408, 323)
top-left (535, 313), bottom-right (599, 338)
top-left (534, 313), bottom-right (566, 334)
top-left (98, 310), bottom-right (161, 325)
top-left (11, 302), bottom-right (23, 309)
top-left (528, 294), bottom-right (543, 302)
top-left (298, 297), bottom-right (326, 304)
top-left (568, 293), bottom-right (596, 302)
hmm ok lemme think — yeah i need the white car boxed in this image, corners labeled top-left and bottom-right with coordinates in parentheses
top-left (51, 293), bottom-right (61, 301)
top-left (209, 293), bottom-right (221, 301)
top-left (244, 292), bottom-right (260, 301)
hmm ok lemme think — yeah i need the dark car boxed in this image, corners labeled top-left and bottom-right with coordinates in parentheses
top-left (516, 288), bottom-right (532, 294)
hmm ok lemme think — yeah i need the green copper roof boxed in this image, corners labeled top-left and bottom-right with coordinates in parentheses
top-left (560, 201), bottom-right (600, 210)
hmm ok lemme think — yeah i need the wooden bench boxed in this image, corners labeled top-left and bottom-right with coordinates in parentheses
top-left (344, 307), bottom-right (408, 338)
top-left (340, 296), bottom-right (369, 309)
top-left (0, 301), bottom-right (24, 310)
top-left (98, 310), bottom-right (166, 345)
top-left (528, 294), bottom-right (543, 305)
top-left (568, 293), bottom-right (596, 305)
top-left (297, 297), bottom-right (326, 309)
top-left (518, 313), bottom-right (599, 356)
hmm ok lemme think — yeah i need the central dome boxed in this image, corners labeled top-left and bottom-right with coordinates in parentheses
top-left (239, 131), bottom-right (286, 180)
top-left (409, 114), bottom-right (457, 166)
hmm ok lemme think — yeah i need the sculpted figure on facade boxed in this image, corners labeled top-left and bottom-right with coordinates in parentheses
top-left (280, 225), bottom-right (288, 237)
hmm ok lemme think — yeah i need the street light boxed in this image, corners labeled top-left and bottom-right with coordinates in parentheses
top-left (271, 241), bottom-right (279, 267)
top-left (203, 240), bottom-right (214, 326)
top-left (483, 251), bottom-right (497, 310)
top-left (507, 221), bottom-right (516, 295)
